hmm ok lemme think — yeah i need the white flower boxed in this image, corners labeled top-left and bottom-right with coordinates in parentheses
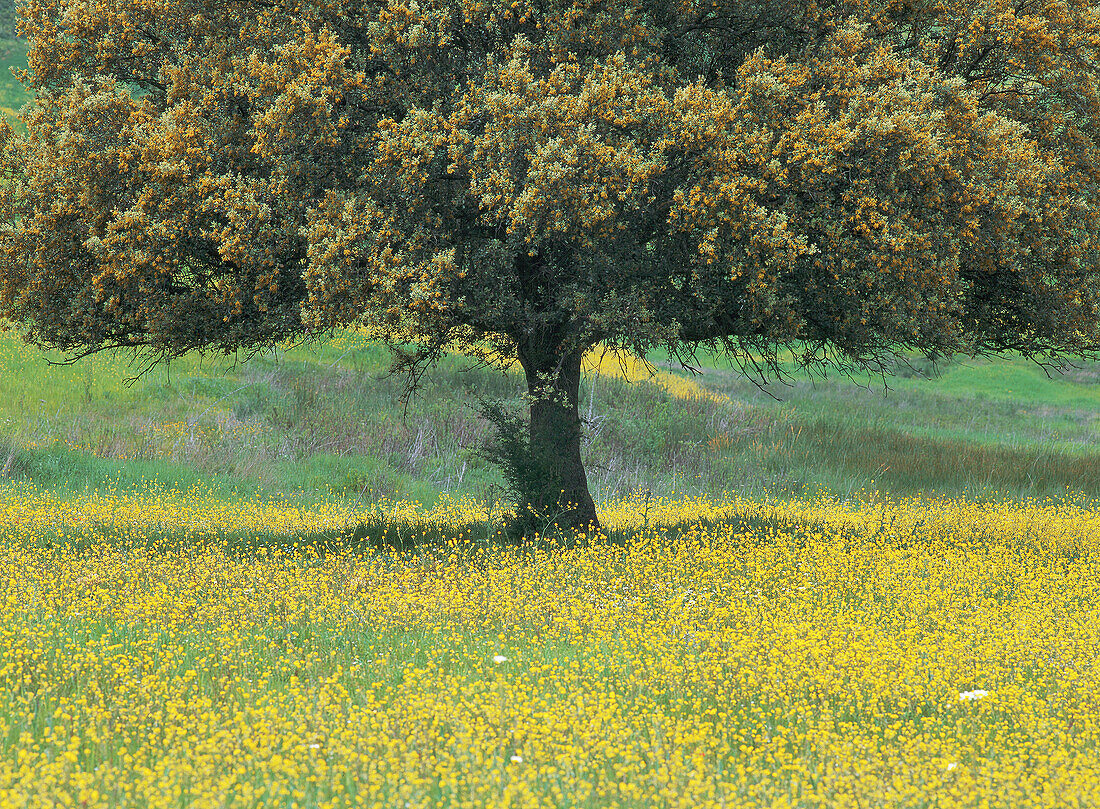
top-left (307, 743), bottom-right (322, 749)
top-left (510, 755), bottom-right (523, 763)
top-left (946, 762), bottom-right (958, 771)
top-left (959, 689), bottom-right (990, 701)
top-left (493, 655), bottom-right (508, 664)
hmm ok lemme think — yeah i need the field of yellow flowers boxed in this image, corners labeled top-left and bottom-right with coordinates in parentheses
top-left (1, 481), bottom-right (1098, 808)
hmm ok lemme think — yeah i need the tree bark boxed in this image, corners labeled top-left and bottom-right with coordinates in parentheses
top-left (515, 345), bottom-right (601, 537)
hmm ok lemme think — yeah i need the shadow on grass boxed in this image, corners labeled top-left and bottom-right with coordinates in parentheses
top-left (19, 492), bottom-right (1089, 567)
top-left (21, 506), bottom-right (860, 564)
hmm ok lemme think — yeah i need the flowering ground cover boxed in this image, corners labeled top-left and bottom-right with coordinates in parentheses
top-left (1, 483), bottom-right (1097, 808)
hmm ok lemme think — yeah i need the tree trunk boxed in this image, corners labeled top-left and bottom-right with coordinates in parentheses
top-left (515, 346), bottom-right (600, 537)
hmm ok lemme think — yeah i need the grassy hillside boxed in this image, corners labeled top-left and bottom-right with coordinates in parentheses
top-left (2, 329), bottom-right (1098, 507)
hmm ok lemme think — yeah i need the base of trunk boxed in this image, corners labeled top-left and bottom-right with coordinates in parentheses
top-left (511, 490), bottom-right (600, 543)
top-left (513, 347), bottom-right (600, 542)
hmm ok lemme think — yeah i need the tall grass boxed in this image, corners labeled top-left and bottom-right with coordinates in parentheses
top-left (2, 329), bottom-right (1100, 507)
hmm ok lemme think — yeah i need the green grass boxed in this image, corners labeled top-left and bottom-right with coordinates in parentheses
top-left (2, 327), bottom-right (1099, 508)
top-left (672, 352), bottom-right (1100, 499)
top-left (0, 38), bottom-right (27, 130)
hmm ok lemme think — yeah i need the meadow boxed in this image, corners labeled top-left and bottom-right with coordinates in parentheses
top-left (1, 326), bottom-right (1099, 807)
top-left (1, 36), bottom-right (1100, 808)
top-left (0, 38), bottom-right (24, 131)
top-left (1, 481), bottom-right (1099, 807)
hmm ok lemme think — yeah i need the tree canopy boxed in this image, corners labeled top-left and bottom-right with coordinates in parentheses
top-left (2, 0), bottom-right (1100, 533)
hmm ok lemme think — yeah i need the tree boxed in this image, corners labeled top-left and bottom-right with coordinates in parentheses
top-left (2, 0), bottom-right (1099, 535)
